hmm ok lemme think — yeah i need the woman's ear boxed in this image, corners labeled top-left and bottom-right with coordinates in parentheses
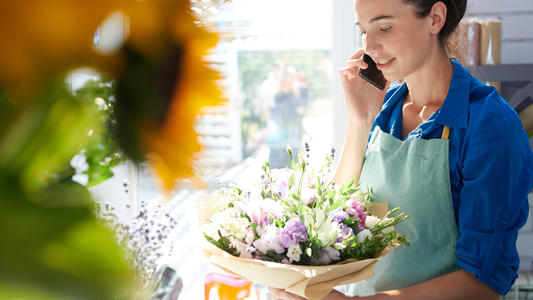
top-left (429, 1), bottom-right (447, 35)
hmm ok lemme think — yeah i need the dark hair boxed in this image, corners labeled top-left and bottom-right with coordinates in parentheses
top-left (402, 0), bottom-right (467, 46)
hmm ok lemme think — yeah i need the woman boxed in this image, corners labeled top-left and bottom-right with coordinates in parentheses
top-left (270, 0), bottom-right (533, 299)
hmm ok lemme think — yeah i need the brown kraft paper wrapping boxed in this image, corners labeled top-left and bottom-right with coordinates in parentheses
top-left (480, 20), bottom-right (501, 65)
top-left (202, 202), bottom-right (397, 300)
top-left (480, 20), bottom-right (502, 92)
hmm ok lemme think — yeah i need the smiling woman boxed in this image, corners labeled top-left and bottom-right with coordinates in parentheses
top-left (270, 0), bottom-right (533, 299)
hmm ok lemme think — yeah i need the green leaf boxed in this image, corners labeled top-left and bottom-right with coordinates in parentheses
top-left (345, 177), bottom-right (355, 190)
top-left (233, 186), bottom-right (242, 195)
top-left (204, 233), bottom-right (240, 257)
top-left (288, 174), bottom-right (295, 190)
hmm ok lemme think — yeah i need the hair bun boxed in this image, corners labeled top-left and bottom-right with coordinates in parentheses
top-left (403, 0), bottom-right (468, 46)
top-left (441, 0), bottom-right (467, 43)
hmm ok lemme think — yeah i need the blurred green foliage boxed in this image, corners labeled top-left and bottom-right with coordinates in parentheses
top-left (0, 193), bottom-right (136, 299)
top-left (0, 77), bottom-right (136, 298)
top-left (0, 78), bottom-right (98, 192)
top-left (74, 79), bottom-right (125, 187)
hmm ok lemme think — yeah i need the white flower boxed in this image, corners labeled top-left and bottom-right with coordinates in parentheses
top-left (209, 209), bottom-right (233, 227)
top-left (357, 229), bottom-right (372, 243)
top-left (231, 238), bottom-right (253, 259)
top-left (316, 209), bottom-right (326, 226)
top-left (365, 215), bottom-right (380, 229)
top-left (333, 242), bottom-right (346, 250)
top-left (350, 191), bottom-right (365, 202)
top-left (382, 218), bottom-right (394, 234)
top-left (227, 218), bottom-right (249, 240)
top-left (71, 154), bottom-right (89, 185)
top-left (245, 228), bottom-right (255, 245)
top-left (317, 218), bottom-right (339, 246)
top-left (210, 210), bottom-right (249, 240)
top-left (301, 210), bottom-right (315, 233)
top-left (306, 247), bottom-right (312, 257)
top-left (287, 244), bottom-right (303, 263)
top-left (71, 154), bottom-right (88, 172)
top-left (383, 226), bottom-right (394, 234)
top-left (300, 187), bottom-right (317, 205)
top-left (262, 198), bottom-right (284, 219)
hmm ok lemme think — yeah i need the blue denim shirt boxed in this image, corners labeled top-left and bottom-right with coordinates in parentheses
top-left (370, 58), bottom-right (533, 295)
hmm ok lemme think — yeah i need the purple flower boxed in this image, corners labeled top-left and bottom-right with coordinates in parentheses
top-left (328, 208), bottom-right (349, 223)
top-left (273, 180), bottom-right (288, 199)
top-left (317, 246), bottom-right (340, 265)
top-left (279, 218), bottom-right (309, 248)
top-left (336, 223), bottom-right (355, 243)
top-left (346, 198), bottom-right (367, 231)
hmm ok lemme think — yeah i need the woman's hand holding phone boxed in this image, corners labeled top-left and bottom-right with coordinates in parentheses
top-left (339, 49), bottom-right (389, 125)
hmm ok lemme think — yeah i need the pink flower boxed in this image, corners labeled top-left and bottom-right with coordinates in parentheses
top-left (245, 228), bottom-right (255, 245)
top-left (243, 199), bottom-right (282, 228)
top-left (253, 224), bottom-right (285, 254)
top-left (346, 198), bottom-right (367, 231)
top-left (273, 180), bottom-right (288, 198)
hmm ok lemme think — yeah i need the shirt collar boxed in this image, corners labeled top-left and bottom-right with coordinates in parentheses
top-left (376, 58), bottom-right (471, 133)
top-left (434, 58), bottom-right (470, 129)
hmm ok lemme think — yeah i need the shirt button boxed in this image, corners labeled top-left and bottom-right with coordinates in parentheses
top-left (498, 213), bottom-right (510, 227)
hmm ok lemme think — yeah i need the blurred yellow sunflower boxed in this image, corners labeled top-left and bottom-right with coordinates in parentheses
top-left (0, 0), bottom-right (120, 94)
top-left (113, 0), bottom-right (226, 192)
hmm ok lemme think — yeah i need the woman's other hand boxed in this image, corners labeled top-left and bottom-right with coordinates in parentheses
top-left (339, 49), bottom-right (389, 125)
top-left (268, 287), bottom-right (351, 300)
top-left (269, 288), bottom-right (307, 300)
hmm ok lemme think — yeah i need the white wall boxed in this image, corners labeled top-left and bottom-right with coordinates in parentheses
top-left (332, 0), bottom-right (358, 156)
top-left (89, 163), bottom-right (138, 223)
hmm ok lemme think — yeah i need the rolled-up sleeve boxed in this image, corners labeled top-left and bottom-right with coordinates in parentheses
top-left (455, 98), bottom-right (532, 295)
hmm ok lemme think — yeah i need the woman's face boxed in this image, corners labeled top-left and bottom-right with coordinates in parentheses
top-left (354, 0), bottom-right (437, 82)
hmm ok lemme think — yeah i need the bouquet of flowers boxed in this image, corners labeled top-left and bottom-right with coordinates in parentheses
top-left (201, 145), bottom-right (409, 299)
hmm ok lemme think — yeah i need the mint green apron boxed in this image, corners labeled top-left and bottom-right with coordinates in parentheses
top-left (347, 125), bottom-right (459, 296)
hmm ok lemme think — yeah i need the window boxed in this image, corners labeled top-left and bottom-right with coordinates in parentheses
top-left (134, 1), bottom-right (337, 298)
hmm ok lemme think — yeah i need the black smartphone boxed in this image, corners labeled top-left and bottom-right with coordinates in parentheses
top-left (359, 54), bottom-right (387, 90)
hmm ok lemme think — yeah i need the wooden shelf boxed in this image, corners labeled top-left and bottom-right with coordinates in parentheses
top-left (471, 64), bottom-right (533, 110)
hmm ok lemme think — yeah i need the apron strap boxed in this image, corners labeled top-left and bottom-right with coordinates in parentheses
top-left (441, 126), bottom-right (450, 140)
